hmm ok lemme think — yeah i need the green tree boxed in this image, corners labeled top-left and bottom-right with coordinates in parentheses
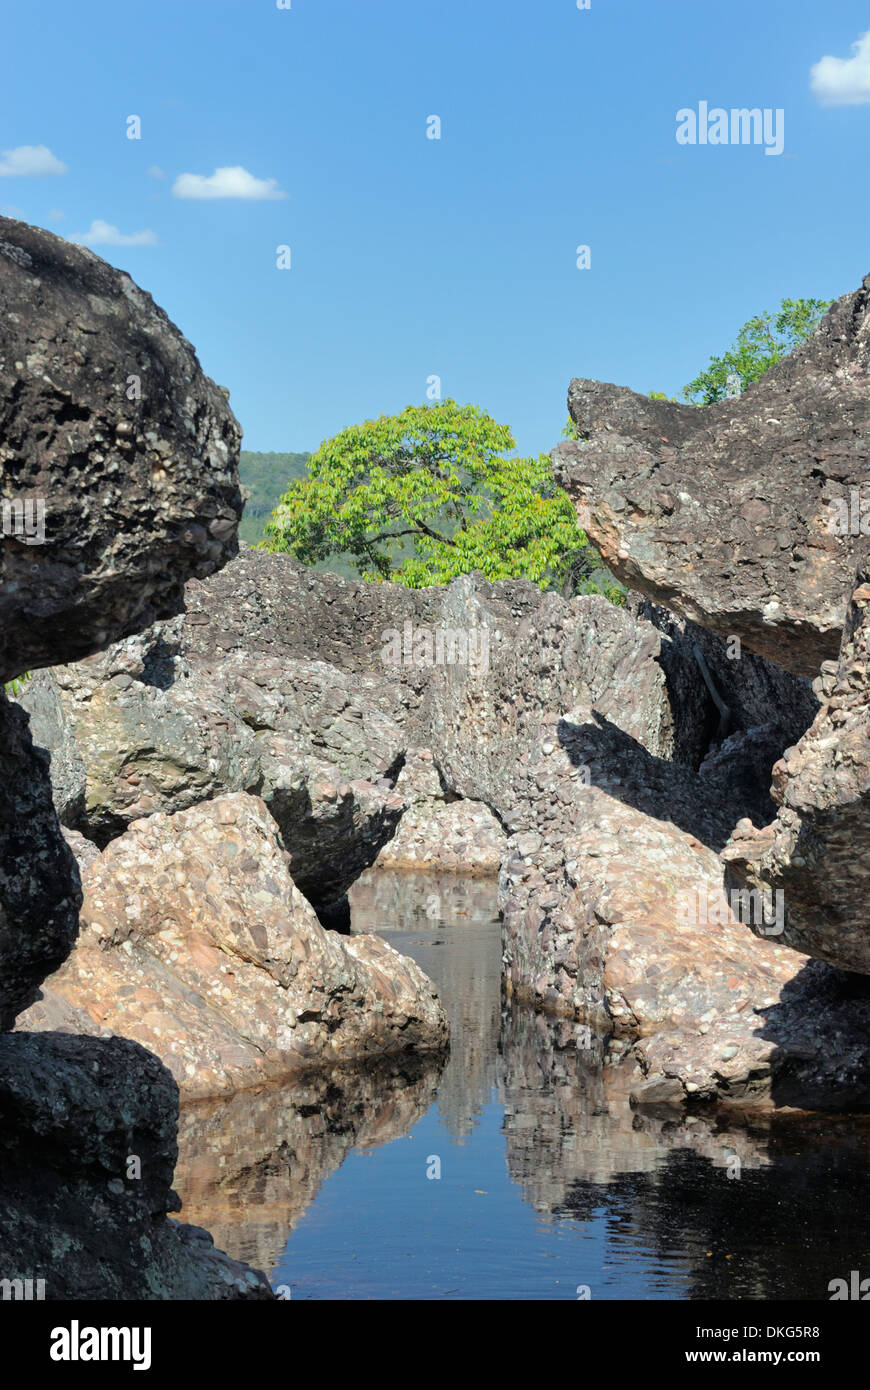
top-left (264, 399), bottom-right (612, 596)
top-left (562, 296), bottom-right (833, 421)
top-left (682, 296), bottom-right (832, 404)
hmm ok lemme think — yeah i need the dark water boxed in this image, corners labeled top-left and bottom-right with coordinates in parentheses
top-left (174, 870), bottom-right (870, 1301)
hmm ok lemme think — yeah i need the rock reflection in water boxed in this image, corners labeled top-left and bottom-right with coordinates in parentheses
top-left (498, 1008), bottom-right (760, 1205)
top-left (174, 870), bottom-right (870, 1298)
top-left (174, 1054), bottom-right (442, 1271)
top-left (499, 1005), bottom-right (870, 1298)
top-left (348, 868), bottom-right (502, 1139)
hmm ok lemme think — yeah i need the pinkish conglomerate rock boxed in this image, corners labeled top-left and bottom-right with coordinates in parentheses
top-left (20, 793), bottom-right (448, 1098)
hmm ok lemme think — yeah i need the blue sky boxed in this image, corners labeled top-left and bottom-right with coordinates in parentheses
top-left (2, 0), bottom-right (870, 458)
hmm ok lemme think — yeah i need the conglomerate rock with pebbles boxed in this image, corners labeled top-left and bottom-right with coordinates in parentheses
top-left (552, 276), bottom-right (870, 678)
top-left (18, 267), bottom-right (870, 1131)
top-left (0, 216), bottom-right (261, 1298)
top-left (19, 793), bottom-right (448, 1100)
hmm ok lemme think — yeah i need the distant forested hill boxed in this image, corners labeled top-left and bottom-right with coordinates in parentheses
top-left (238, 450), bottom-right (310, 544)
top-left (237, 449), bottom-right (358, 579)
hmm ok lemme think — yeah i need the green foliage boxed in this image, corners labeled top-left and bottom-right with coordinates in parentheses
top-left (238, 450), bottom-right (310, 544)
top-left (4, 673), bottom-right (30, 697)
top-left (682, 297), bottom-right (833, 404)
top-left (263, 400), bottom-right (602, 594)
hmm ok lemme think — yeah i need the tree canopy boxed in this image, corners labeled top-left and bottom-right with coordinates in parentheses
top-left (264, 294), bottom-right (834, 600)
top-left (682, 296), bottom-right (833, 404)
top-left (263, 399), bottom-right (617, 597)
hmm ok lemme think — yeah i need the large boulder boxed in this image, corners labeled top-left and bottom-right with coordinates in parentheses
top-left (552, 276), bottom-right (870, 678)
top-left (418, 569), bottom-right (839, 1101)
top-left (213, 651), bottom-right (408, 901)
top-left (0, 216), bottom-right (242, 684)
top-left (27, 640), bottom-right (260, 842)
top-left (0, 1032), bottom-right (272, 1299)
top-left (20, 794), bottom-right (448, 1098)
top-left (0, 219), bottom-right (267, 1299)
top-left (22, 629), bottom-right (410, 904)
top-left (182, 547), bottom-right (436, 727)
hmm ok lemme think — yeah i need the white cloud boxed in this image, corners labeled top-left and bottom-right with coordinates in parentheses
top-left (69, 220), bottom-right (158, 248)
top-left (0, 204), bottom-right (24, 218)
top-left (811, 30), bottom-right (870, 105)
top-left (0, 144), bottom-right (67, 176)
top-left (172, 165), bottom-right (287, 200)
top-left (147, 166), bottom-right (165, 179)
top-left (47, 208), bottom-right (64, 223)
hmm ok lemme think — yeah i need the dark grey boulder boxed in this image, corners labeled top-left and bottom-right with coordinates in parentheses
top-left (0, 216), bottom-right (242, 684)
top-left (0, 219), bottom-right (267, 1299)
top-left (0, 1032), bottom-right (273, 1299)
top-left (0, 694), bottom-right (81, 1030)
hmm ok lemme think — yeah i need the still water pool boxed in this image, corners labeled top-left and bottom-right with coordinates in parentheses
top-left (174, 870), bottom-right (870, 1300)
